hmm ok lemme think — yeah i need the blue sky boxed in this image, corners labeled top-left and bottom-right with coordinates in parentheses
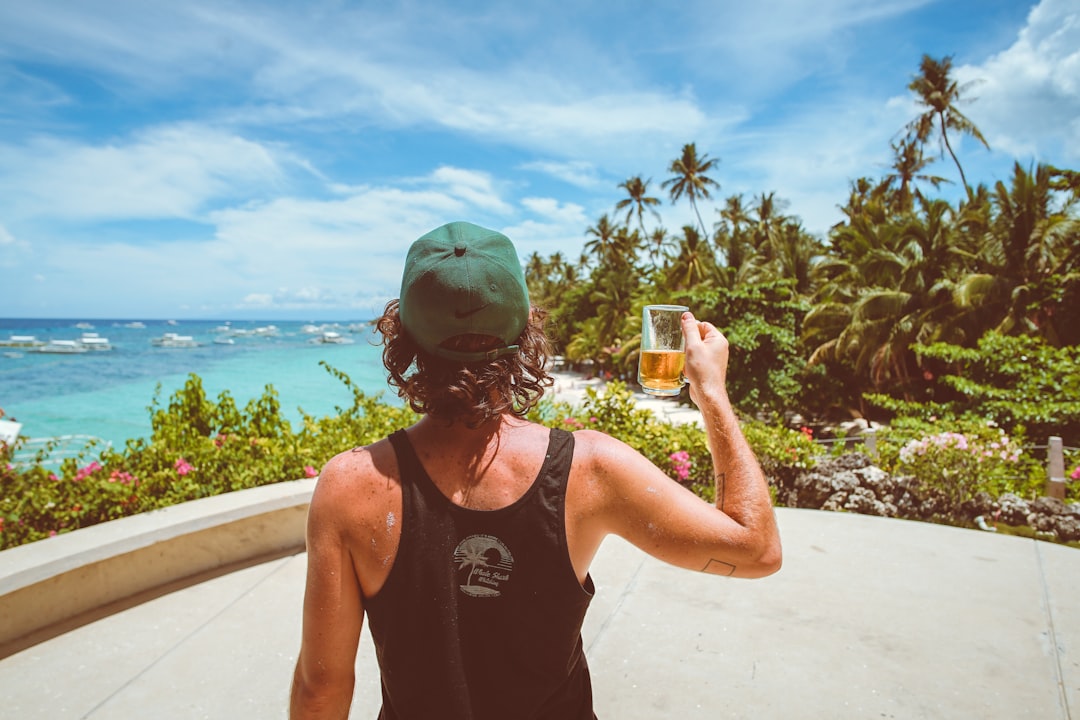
top-left (1, 0), bottom-right (1077, 320)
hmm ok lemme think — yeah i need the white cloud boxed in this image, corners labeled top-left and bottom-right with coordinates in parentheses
top-left (0, 224), bottom-right (15, 245)
top-left (520, 161), bottom-right (603, 189)
top-left (519, 197), bottom-right (587, 224)
top-left (241, 293), bottom-right (273, 307)
top-left (955, 0), bottom-right (1080, 161)
top-left (0, 124), bottom-right (287, 222)
top-left (502, 198), bottom-right (591, 262)
top-left (424, 167), bottom-right (513, 214)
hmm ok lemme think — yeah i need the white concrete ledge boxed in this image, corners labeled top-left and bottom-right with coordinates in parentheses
top-left (0, 478), bottom-right (315, 653)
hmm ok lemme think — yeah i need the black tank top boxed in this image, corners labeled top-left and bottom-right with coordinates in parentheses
top-left (365, 427), bottom-right (596, 720)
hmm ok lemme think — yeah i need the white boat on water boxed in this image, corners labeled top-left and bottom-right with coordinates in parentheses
top-left (213, 336), bottom-right (235, 345)
top-left (124, 321), bottom-right (147, 329)
top-left (74, 322), bottom-right (95, 330)
top-left (77, 333), bottom-right (113, 351)
top-left (0, 335), bottom-right (45, 348)
top-left (309, 331), bottom-right (354, 345)
top-left (37, 340), bottom-right (89, 354)
top-left (151, 332), bottom-right (200, 348)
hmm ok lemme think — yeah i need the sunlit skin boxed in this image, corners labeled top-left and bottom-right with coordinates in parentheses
top-left (290, 312), bottom-right (781, 719)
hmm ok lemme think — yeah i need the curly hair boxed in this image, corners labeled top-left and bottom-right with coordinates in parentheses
top-left (376, 299), bottom-right (553, 427)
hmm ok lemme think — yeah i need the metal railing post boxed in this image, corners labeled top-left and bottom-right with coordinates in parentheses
top-left (1047, 436), bottom-right (1066, 500)
top-left (863, 428), bottom-right (878, 461)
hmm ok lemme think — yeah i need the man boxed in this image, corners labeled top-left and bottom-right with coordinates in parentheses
top-left (291, 221), bottom-right (781, 719)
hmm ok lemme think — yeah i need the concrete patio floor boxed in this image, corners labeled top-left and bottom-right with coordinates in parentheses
top-left (1, 507), bottom-right (1077, 719)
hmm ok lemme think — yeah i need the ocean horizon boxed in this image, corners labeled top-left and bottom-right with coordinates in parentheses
top-left (1, 317), bottom-right (395, 452)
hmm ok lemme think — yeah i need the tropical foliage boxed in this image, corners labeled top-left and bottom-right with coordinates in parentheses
top-left (529, 54), bottom-right (1078, 447)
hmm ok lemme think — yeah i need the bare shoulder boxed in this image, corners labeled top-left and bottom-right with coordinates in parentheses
top-left (309, 438), bottom-right (401, 525)
top-left (566, 429), bottom-right (672, 509)
top-left (569, 428), bottom-right (655, 479)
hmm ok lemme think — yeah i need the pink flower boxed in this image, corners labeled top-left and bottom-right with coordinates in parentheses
top-left (110, 470), bottom-right (136, 484)
top-left (668, 450), bottom-right (692, 481)
top-left (74, 461), bottom-right (103, 482)
top-left (1071, 465), bottom-right (1080, 481)
top-left (589, 417), bottom-right (598, 423)
top-left (304, 465), bottom-right (319, 478)
top-left (49, 530), bottom-right (57, 537)
top-left (174, 457), bottom-right (194, 476)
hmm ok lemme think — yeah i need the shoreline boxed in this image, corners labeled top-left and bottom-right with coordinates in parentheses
top-left (547, 369), bottom-right (703, 427)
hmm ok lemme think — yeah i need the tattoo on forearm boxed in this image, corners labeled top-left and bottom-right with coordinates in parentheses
top-left (703, 559), bottom-right (736, 576)
top-left (716, 472), bottom-right (726, 511)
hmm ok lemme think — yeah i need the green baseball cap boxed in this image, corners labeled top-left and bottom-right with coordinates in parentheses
top-left (399, 221), bottom-right (531, 362)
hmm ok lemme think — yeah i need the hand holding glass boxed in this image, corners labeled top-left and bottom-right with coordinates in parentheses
top-left (638, 305), bottom-right (688, 396)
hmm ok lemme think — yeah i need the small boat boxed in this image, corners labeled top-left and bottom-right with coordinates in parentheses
top-left (213, 336), bottom-right (235, 345)
top-left (124, 321), bottom-right (147, 329)
top-left (37, 340), bottom-right (89, 354)
top-left (253, 325), bottom-right (279, 337)
top-left (74, 322), bottom-right (95, 329)
top-left (0, 335), bottom-right (45, 348)
top-left (77, 333), bottom-right (113, 351)
top-left (308, 331), bottom-right (353, 345)
top-left (3, 351), bottom-right (23, 359)
top-left (151, 332), bottom-right (200, 348)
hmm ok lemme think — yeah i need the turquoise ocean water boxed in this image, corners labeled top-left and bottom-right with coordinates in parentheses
top-left (0, 318), bottom-right (394, 451)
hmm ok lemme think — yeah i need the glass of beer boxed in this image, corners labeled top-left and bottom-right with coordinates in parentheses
top-left (638, 304), bottom-right (688, 396)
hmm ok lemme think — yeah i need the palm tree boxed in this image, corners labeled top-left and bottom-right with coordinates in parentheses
top-left (766, 220), bottom-right (827, 297)
top-left (807, 195), bottom-right (963, 392)
top-left (662, 143), bottom-right (720, 239)
top-left (584, 214), bottom-right (619, 267)
top-left (875, 138), bottom-right (950, 214)
top-left (644, 226), bottom-right (670, 269)
top-left (715, 194), bottom-right (752, 269)
top-left (750, 191), bottom-right (788, 257)
top-left (615, 175), bottom-right (662, 235)
top-left (952, 162), bottom-right (1080, 344)
top-left (906, 54), bottom-right (989, 199)
top-left (838, 177), bottom-right (881, 224)
top-left (665, 225), bottom-right (717, 290)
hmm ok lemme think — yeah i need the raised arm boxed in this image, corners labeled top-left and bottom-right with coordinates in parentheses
top-left (290, 460), bottom-right (365, 719)
top-left (682, 310), bottom-right (781, 576)
top-left (571, 312), bottom-right (781, 579)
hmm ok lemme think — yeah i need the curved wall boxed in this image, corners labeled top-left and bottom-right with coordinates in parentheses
top-left (0, 479), bottom-right (315, 656)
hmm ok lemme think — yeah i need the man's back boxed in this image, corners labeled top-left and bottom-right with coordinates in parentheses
top-left (363, 426), bottom-right (595, 719)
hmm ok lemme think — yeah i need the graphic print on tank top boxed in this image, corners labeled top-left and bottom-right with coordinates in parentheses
top-left (453, 534), bottom-right (515, 597)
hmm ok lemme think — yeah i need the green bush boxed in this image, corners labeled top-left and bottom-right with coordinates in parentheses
top-left (1, 364), bottom-right (417, 550)
top-left (872, 417), bottom-right (1044, 511)
top-left (528, 380), bottom-right (820, 502)
top-left (870, 332), bottom-right (1080, 446)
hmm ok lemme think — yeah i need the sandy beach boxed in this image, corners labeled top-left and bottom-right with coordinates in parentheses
top-left (547, 370), bottom-right (703, 427)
